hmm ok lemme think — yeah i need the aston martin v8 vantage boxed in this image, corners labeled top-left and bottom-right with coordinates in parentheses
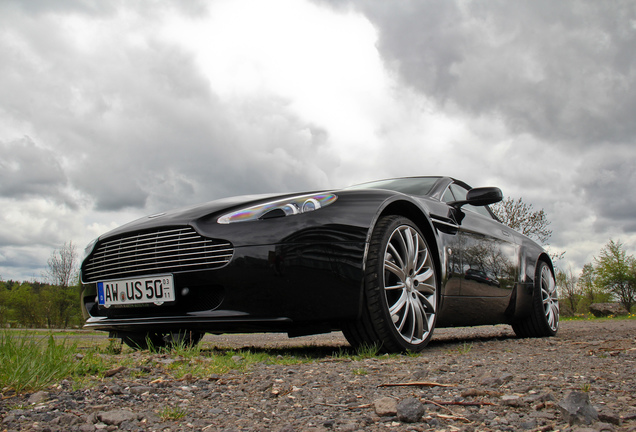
top-left (80, 176), bottom-right (559, 352)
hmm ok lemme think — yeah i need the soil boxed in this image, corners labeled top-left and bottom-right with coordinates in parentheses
top-left (1, 320), bottom-right (635, 432)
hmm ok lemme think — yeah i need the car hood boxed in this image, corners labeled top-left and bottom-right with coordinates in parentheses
top-left (100, 192), bottom-right (306, 239)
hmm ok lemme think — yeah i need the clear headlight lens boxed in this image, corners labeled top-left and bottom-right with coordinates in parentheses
top-left (83, 238), bottom-right (98, 260)
top-left (217, 193), bottom-right (337, 224)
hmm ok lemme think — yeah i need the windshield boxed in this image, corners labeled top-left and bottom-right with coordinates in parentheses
top-left (346, 177), bottom-right (440, 196)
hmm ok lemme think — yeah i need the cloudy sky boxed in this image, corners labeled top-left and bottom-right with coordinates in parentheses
top-left (1, 0), bottom-right (635, 281)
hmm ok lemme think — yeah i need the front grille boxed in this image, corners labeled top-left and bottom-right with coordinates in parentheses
top-left (83, 227), bottom-right (233, 282)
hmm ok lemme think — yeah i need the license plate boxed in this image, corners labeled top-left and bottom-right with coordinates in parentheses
top-left (97, 275), bottom-right (175, 308)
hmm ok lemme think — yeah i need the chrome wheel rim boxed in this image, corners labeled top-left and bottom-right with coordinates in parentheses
top-left (383, 225), bottom-right (437, 344)
top-left (541, 265), bottom-right (559, 332)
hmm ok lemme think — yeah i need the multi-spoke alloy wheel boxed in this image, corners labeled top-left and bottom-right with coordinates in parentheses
top-left (540, 264), bottom-right (559, 332)
top-left (512, 261), bottom-right (559, 338)
top-left (383, 225), bottom-right (437, 344)
top-left (341, 216), bottom-right (439, 353)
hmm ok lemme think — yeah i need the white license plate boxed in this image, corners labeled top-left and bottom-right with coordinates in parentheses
top-left (97, 275), bottom-right (175, 307)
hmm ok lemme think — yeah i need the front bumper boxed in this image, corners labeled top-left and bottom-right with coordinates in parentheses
top-left (82, 241), bottom-right (366, 334)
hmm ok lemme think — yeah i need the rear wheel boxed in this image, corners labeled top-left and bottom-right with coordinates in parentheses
top-left (512, 261), bottom-right (559, 337)
top-left (118, 330), bottom-right (204, 351)
top-left (343, 216), bottom-right (438, 353)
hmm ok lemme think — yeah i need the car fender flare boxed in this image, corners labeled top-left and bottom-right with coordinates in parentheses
top-left (358, 195), bottom-right (446, 311)
top-left (512, 251), bottom-right (555, 319)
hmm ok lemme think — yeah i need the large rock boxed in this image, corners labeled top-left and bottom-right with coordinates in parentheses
top-left (374, 397), bottom-right (397, 416)
top-left (28, 391), bottom-right (49, 405)
top-left (97, 410), bottom-right (138, 426)
top-left (397, 398), bottom-right (425, 423)
top-left (558, 391), bottom-right (598, 425)
top-left (589, 303), bottom-right (628, 317)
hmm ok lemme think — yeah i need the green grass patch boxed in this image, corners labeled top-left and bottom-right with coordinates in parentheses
top-left (159, 406), bottom-right (188, 421)
top-left (454, 342), bottom-right (473, 355)
top-left (0, 331), bottom-right (79, 393)
top-left (561, 313), bottom-right (636, 321)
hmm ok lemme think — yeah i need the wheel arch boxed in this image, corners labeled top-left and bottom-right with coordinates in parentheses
top-left (512, 250), bottom-right (556, 321)
top-left (537, 253), bottom-right (555, 277)
top-left (371, 199), bottom-right (443, 287)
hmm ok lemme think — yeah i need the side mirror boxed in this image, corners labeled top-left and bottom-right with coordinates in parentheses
top-left (450, 187), bottom-right (503, 208)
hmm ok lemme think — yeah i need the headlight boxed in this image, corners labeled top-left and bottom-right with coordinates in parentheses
top-left (217, 193), bottom-right (337, 224)
top-left (83, 238), bottom-right (98, 260)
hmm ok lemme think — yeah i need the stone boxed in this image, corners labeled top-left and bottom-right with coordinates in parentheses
top-left (56, 412), bottom-right (80, 426)
top-left (129, 386), bottom-right (153, 395)
top-left (103, 366), bottom-right (127, 377)
top-left (595, 422), bottom-right (616, 432)
top-left (106, 384), bottom-right (124, 395)
top-left (396, 397), bottom-right (425, 423)
top-left (557, 391), bottom-right (599, 425)
top-left (598, 410), bottom-right (621, 425)
top-left (374, 397), bottom-right (398, 416)
top-left (28, 391), bottom-right (49, 404)
top-left (589, 303), bottom-right (628, 317)
top-left (97, 410), bottom-right (138, 426)
top-left (502, 394), bottom-right (524, 407)
top-left (480, 373), bottom-right (514, 387)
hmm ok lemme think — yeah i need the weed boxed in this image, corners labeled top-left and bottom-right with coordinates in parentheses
top-left (355, 343), bottom-right (381, 358)
top-left (104, 338), bottom-right (122, 355)
top-left (456, 342), bottom-right (473, 355)
top-left (352, 368), bottom-right (368, 376)
top-left (0, 331), bottom-right (79, 393)
top-left (160, 406), bottom-right (188, 421)
top-left (581, 383), bottom-right (591, 392)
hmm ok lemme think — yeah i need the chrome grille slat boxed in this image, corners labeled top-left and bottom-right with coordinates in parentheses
top-left (97, 232), bottom-right (203, 250)
top-left (86, 258), bottom-right (232, 280)
top-left (83, 227), bottom-right (233, 282)
top-left (85, 245), bottom-right (233, 270)
top-left (85, 252), bottom-right (233, 275)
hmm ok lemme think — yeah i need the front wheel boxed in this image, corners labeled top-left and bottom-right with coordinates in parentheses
top-left (512, 261), bottom-right (559, 338)
top-left (343, 216), bottom-right (438, 353)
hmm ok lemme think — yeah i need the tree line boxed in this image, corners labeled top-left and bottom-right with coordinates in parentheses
top-left (557, 239), bottom-right (636, 315)
top-left (0, 242), bottom-right (83, 328)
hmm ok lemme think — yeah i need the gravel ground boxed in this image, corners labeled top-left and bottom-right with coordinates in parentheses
top-left (1, 319), bottom-right (635, 432)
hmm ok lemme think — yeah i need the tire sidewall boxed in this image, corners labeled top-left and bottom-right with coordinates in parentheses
top-left (534, 261), bottom-right (559, 336)
top-left (367, 216), bottom-right (438, 352)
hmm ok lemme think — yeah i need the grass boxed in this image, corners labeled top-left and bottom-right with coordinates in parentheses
top-left (332, 342), bottom-right (384, 360)
top-left (456, 342), bottom-right (473, 355)
top-left (561, 311), bottom-right (636, 321)
top-left (2, 314), bottom-right (634, 395)
top-left (159, 406), bottom-right (188, 421)
top-left (0, 331), bottom-right (79, 393)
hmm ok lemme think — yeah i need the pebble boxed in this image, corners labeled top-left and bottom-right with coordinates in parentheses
top-left (1, 321), bottom-right (635, 431)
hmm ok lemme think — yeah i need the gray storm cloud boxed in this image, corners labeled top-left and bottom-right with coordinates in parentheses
top-left (0, 138), bottom-right (68, 202)
top-left (328, 0), bottom-right (636, 146)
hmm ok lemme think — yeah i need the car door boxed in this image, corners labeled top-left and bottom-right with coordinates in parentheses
top-left (443, 183), bottom-right (520, 297)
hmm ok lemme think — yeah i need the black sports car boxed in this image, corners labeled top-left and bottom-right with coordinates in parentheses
top-left (80, 176), bottom-right (559, 352)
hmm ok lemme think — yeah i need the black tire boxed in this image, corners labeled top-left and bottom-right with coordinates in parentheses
top-left (119, 330), bottom-right (204, 351)
top-left (343, 216), bottom-right (439, 353)
top-left (512, 261), bottom-right (559, 338)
